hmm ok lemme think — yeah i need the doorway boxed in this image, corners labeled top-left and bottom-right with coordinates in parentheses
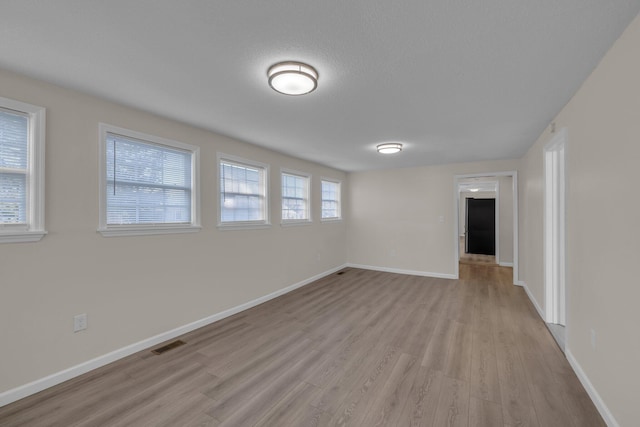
top-left (544, 129), bottom-right (567, 349)
top-left (466, 198), bottom-right (496, 255)
top-left (454, 171), bottom-right (518, 284)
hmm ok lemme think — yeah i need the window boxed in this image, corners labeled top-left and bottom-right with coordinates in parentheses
top-left (0, 97), bottom-right (46, 243)
top-left (98, 124), bottom-right (200, 236)
top-left (281, 170), bottom-right (310, 224)
top-left (218, 154), bottom-right (269, 228)
top-left (321, 179), bottom-right (341, 220)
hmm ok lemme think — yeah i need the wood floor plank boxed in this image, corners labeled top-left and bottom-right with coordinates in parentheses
top-left (358, 352), bottom-right (418, 426)
top-left (469, 397), bottom-right (504, 427)
top-left (0, 371), bottom-right (133, 427)
top-left (395, 367), bottom-right (443, 426)
top-left (444, 321), bottom-right (474, 381)
top-left (206, 328), bottom-right (307, 379)
top-left (212, 350), bottom-right (324, 426)
top-left (76, 362), bottom-right (207, 426)
top-left (331, 346), bottom-right (400, 426)
top-left (252, 381), bottom-right (322, 427)
top-left (494, 321), bottom-right (539, 426)
top-left (304, 328), bottom-right (377, 388)
top-left (203, 336), bottom-right (314, 403)
top-left (554, 372), bottom-right (607, 427)
top-left (0, 266), bottom-right (603, 427)
top-left (312, 343), bottom-right (398, 417)
top-left (421, 316), bottom-right (456, 371)
top-left (433, 375), bottom-right (470, 427)
top-left (470, 328), bottom-right (501, 404)
top-left (390, 304), bottom-right (429, 356)
top-left (528, 381), bottom-right (578, 427)
top-left (109, 389), bottom-right (215, 427)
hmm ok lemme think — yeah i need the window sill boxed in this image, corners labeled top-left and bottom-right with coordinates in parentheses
top-left (321, 218), bottom-right (343, 223)
top-left (0, 230), bottom-right (47, 243)
top-left (281, 220), bottom-right (312, 227)
top-left (98, 225), bottom-right (201, 237)
top-left (217, 222), bottom-right (271, 231)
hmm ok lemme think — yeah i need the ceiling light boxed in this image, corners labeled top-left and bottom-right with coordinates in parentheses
top-left (267, 61), bottom-right (318, 95)
top-left (469, 188), bottom-right (479, 192)
top-left (377, 143), bottom-right (403, 154)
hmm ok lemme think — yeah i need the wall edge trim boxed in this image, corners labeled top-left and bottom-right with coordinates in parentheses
top-left (0, 263), bottom-right (348, 407)
top-left (565, 349), bottom-right (620, 427)
top-left (518, 280), bottom-right (618, 426)
top-left (346, 263), bottom-right (456, 280)
top-left (517, 280), bottom-right (545, 319)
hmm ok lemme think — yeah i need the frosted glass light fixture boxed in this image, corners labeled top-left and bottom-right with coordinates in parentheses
top-left (376, 143), bottom-right (403, 154)
top-left (268, 61), bottom-right (318, 95)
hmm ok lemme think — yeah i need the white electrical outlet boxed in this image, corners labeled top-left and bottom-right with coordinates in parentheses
top-left (74, 313), bottom-right (87, 332)
top-left (591, 329), bottom-right (596, 349)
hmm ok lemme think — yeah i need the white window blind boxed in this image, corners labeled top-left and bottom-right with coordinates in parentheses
top-left (219, 158), bottom-right (267, 224)
top-left (105, 133), bottom-right (192, 225)
top-left (282, 172), bottom-right (310, 221)
top-left (0, 108), bottom-right (29, 224)
top-left (321, 179), bottom-right (341, 219)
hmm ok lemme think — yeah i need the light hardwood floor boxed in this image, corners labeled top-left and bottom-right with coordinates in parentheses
top-left (0, 265), bottom-right (604, 426)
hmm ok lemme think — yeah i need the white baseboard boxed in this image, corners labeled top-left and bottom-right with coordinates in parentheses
top-left (499, 261), bottom-right (514, 267)
top-left (346, 263), bottom-right (456, 280)
top-left (565, 349), bottom-right (620, 427)
top-left (516, 280), bottom-right (545, 320)
top-left (516, 281), bottom-right (618, 426)
top-left (0, 264), bottom-right (348, 408)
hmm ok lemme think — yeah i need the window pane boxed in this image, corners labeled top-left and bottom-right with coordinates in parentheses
top-left (220, 161), bottom-right (265, 222)
top-left (0, 172), bottom-right (26, 223)
top-left (0, 109), bottom-right (29, 224)
top-left (321, 180), bottom-right (340, 219)
top-left (106, 133), bottom-right (192, 225)
top-left (282, 172), bottom-right (309, 221)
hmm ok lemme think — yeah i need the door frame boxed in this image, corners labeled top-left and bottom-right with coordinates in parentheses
top-left (544, 128), bottom-right (567, 325)
top-left (454, 171), bottom-right (519, 284)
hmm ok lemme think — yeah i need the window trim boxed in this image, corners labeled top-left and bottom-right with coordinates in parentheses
top-left (217, 153), bottom-right (270, 230)
top-left (280, 168), bottom-right (312, 226)
top-left (98, 123), bottom-right (201, 237)
top-left (320, 178), bottom-right (342, 222)
top-left (0, 97), bottom-right (46, 243)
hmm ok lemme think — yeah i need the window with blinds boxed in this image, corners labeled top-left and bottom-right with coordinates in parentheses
top-left (281, 171), bottom-right (310, 222)
top-left (0, 108), bottom-right (29, 224)
top-left (219, 155), bottom-right (268, 225)
top-left (0, 97), bottom-right (46, 243)
top-left (99, 124), bottom-right (200, 236)
top-left (321, 179), bottom-right (341, 220)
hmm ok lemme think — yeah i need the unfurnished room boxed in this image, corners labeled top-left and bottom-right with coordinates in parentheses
top-left (1, 1), bottom-right (639, 426)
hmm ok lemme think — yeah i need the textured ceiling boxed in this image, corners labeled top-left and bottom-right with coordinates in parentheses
top-left (1, 1), bottom-right (639, 171)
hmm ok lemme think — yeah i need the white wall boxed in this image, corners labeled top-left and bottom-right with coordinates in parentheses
top-left (347, 159), bottom-right (519, 277)
top-left (498, 175), bottom-right (514, 264)
top-left (0, 68), bottom-right (348, 396)
top-left (519, 12), bottom-right (640, 426)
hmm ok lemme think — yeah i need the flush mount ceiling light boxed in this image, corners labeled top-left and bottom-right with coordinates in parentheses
top-left (268, 61), bottom-right (318, 95)
top-left (376, 143), bottom-right (403, 154)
